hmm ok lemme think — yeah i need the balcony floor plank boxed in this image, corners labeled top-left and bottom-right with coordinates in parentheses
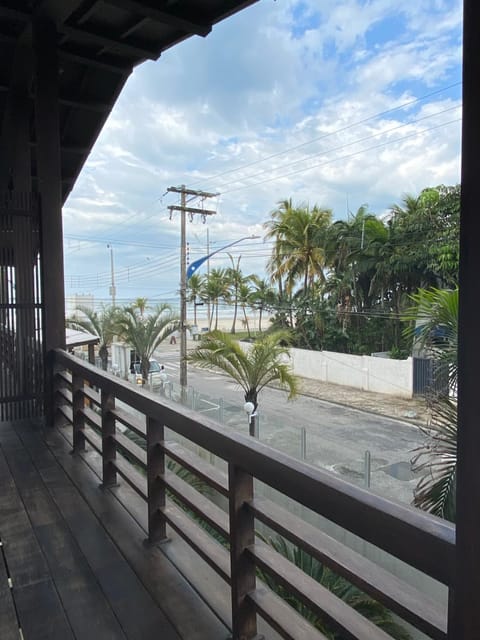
top-left (0, 420), bottom-right (226, 640)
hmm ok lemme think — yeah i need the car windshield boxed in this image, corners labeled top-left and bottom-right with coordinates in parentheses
top-left (149, 361), bottom-right (161, 373)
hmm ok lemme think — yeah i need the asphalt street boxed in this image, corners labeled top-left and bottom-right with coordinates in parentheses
top-left (153, 346), bottom-right (425, 507)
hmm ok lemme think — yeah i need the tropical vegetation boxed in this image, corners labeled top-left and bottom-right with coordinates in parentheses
top-left (404, 287), bottom-right (458, 521)
top-left (114, 302), bottom-right (178, 384)
top-left (186, 184), bottom-right (459, 358)
top-left (186, 330), bottom-right (298, 435)
top-left (258, 535), bottom-right (410, 639)
top-left (66, 304), bottom-right (119, 370)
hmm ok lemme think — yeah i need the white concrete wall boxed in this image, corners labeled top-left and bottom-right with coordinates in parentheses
top-left (290, 348), bottom-right (413, 397)
top-left (240, 342), bottom-right (413, 398)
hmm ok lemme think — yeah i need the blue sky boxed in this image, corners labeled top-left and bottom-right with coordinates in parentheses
top-left (63, 0), bottom-right (462, 314)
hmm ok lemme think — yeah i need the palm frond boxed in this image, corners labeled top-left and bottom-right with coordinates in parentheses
top-left (411, 396), bottom-right (457, 521)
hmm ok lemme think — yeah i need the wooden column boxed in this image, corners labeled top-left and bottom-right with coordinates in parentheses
top-left (146, 417), bottom-right (167, 543)
top-left (228, 463), bottom-right (258, 640)
top-left (450, 0), bottom-right (480, 636)
top-left (33, 17), bottom-right (66, 422)
top-left (101, 389), bottom-right (117, 487)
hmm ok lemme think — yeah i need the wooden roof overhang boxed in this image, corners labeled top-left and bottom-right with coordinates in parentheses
top-left (0, 0), bottom-right (258, 204)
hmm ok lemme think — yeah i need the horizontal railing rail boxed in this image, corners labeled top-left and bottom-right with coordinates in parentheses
top-left (52, 348), bottom-right (453, 640)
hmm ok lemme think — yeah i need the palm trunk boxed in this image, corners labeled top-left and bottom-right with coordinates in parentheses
top-left (242, 306), bottom-right (251, 337)
top-left (231, 299), bottom-right (238, 334)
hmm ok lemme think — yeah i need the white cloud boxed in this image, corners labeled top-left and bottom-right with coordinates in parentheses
top-left (63, 0), bottom-right (462, 306)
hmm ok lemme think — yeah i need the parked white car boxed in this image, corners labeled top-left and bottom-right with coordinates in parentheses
top-left (129, 359), bottom-right (166, 388)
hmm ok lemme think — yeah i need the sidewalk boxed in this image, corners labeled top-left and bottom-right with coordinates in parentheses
top-left (297, 377), bottom-right (430, 427)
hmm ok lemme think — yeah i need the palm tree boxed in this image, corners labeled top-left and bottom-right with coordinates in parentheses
top-left (250, 276), bottom-right (276, 333)
top-left (133, 297), bottom-right (148, 317)
top-left (66, 304), bottom-right (118, 370)
top-left (115, 303), bottom-right (178, 384)
top-left (203, 268), bottom-right (229, 330)
top-left (403, 287), bottom-right (458, 521)
top-left (187, 330), bottom-right (297, 436)
top-left (264, 198), bottom-right (293, 301)
top-left (265, 200), bottom-right (331, 299)
top-left (186, 273), bottom-right (204, 326)
top-left (237, 280), bottom-right (254, 338)
top-left (225, 254), bottom-right (243, 334)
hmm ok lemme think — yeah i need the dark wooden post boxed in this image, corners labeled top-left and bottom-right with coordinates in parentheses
top-left (228, 463), bottom-right (258, 640)
top-left (72, 373), bottom-right (85, 452)
top-left (33, 17), bottom-right (65, 423)
top-left (146, 416), bottom-right (167, 543)
top-left (101, 389), bottom-right (117, 487)
top-left (450, 0), bottom-right (480, 636)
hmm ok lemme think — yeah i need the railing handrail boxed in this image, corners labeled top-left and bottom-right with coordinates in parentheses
top-left (53, 348), bottom-right (455, 586)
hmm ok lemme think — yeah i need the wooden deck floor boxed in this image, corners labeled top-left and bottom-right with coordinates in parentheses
top-left (0, 420), bottom-right (229, 640)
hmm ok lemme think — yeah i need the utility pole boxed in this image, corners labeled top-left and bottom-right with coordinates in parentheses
top-left (167, 186), bottom-right (218, 395)
top-left (107, 244), bottom-right (116, 307)
top-left (206, 227), bottom-right (211, 328)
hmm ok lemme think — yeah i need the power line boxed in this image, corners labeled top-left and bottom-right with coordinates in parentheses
top-left (220, 117), bottom-right (461, 195)
top-left (186, 82), bottom-right (462, 189)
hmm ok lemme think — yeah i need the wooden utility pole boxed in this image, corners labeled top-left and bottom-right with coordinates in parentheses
top-left (167, 186), bottom-right (218, 394)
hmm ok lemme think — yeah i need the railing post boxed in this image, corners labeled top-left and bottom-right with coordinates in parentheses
top-left (228, 463), bottom-right (259, 640)
top-left (146, 416), bottom-right (167, 543)
top-left (101, 388), bottom-right (117, 487)
top-left (72, 373), bottom-right (85, 452)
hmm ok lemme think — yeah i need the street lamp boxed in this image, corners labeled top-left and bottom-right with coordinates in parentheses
top-left (180, 234), bottom-right (260, 398)
top-left (244, 401), bottom-right (258, 438)
top-left (186, 234), bottom-right (260, 280)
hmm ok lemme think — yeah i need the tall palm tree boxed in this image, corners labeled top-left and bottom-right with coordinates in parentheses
top-left (187, 330), bottom-right (297, 436)
top-left (203, 268), bottom-right (229, 330)
top-left (225, 254), bottom-right (243, 334)
top-left (66, 304), bottom-right (118, 370)
top-left (264, 198), bottom-right (293, 300)
top-left (133, 297), bottom-right (148, 317)
top-left (403, 287), bottom-right (458, 521)
top-left (186, 273), bottom-right (204, 326)
top-left (237, 280), bottom-right (254, 337)
top-left (115, 303), bottom-right (178, 384)
top-left (265, 200), bottom-right (331, 298)
top-left (249, 275), bottom-right (276, 333)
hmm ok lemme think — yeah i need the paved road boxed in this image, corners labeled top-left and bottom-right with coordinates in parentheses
top-left (153, 347), bottom-right (425, 506)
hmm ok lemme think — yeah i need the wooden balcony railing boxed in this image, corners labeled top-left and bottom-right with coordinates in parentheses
top-left (52, 349), bottom-right (454, 640)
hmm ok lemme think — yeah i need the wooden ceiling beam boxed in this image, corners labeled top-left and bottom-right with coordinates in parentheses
top-left (59, 94), bottom-right (111, 112)
top-left (61, 23), bottom-right (159, 60)
top-left (102, 0), bottom-right (212, 37)
top-left (58, 47), bottom-right (129, 74)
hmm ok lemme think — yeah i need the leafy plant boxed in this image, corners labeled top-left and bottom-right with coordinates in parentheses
top-left (258, 535), bottom-right (410, 639)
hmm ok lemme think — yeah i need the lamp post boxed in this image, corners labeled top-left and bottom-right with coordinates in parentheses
top-left (186, 234), bottom-right (260, 281)
top-left (244, 401), bottom-right (258, 438)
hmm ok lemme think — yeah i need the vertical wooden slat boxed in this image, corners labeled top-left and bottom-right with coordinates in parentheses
top-left (101, 389), bottom-right (117, 487)
top-left (72, 373), bottom-right (85, 451)
top-left (146, 416), bottom-right (167, 543)
top-left (228, 463), bottom-right (258, 640)
top-left (0, 195), bottom-right (43, 420)
top-left (451, 0), bottom-right (480, 637)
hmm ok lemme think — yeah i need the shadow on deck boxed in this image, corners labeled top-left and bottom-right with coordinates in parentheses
top-left (0, 420), bottom-right (229, 640)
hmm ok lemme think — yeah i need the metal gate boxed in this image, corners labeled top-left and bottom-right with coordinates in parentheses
top-left (0, 192), bottom-right (44, 420)
top-left (413, 357), bottom-right (449, 396)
